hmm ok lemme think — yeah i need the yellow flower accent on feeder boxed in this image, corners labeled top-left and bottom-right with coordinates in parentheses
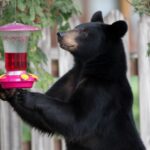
top-left (0, 74), bottom-right (6, 79)
top-left (21, 74), bottom-right (29, 80)
top-left (29, 73), bottom-right (38, 80)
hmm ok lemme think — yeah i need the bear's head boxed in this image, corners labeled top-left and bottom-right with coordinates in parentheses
top-left (57, 11), bottom-right (128, 63)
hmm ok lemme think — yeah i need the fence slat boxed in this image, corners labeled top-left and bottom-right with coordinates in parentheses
top-left (0, 102), bottom-right (11, 150)
top-left (9, 108), bottom-right (22, 150)
top-left (138, 15), bottom-right (150, 150)
top-left (31, 27), bottom-right (53, 150)
top-left (0, 101), bottom-right (22, 150)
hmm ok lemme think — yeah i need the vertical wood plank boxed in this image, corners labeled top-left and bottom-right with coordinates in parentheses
top-left (38, 27), bottom-right (52, 73)
top-left (0, 102), bottom-right (22, 150)
top-left (118, 0), bottom-right (131, 20)
top-left (138, 15), bottom-right (150, 150)
top-left (0, 102), bottom-right (11, 150)
top-left (58, 48), bottom-right (74, 76)
top-left (31, 130), bottom-right (51, 150)
top-left (9, 108), bottom-right (22, 150)
top-left (31, 27), bottom-right (52, 150)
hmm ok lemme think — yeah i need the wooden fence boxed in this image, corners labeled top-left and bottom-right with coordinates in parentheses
top-left (138, 15), bottom-right (150, 150)
top-left (0, 10), bottom-right (150, 150)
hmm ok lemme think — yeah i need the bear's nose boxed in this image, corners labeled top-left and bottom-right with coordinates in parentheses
top-left (57, 32), bottom-right (64, 38)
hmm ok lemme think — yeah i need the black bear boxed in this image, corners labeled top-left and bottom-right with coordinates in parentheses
top-left (0, 11), bottom-right (145, 150)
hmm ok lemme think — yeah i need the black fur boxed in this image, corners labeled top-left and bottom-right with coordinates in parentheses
top-left (91, 11), bottom-right (104, 23)
top-left (0, 11), bottom-right (145, 150)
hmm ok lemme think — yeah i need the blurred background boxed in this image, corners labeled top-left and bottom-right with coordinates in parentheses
top-left (0, 0), bottom-right (150, 150)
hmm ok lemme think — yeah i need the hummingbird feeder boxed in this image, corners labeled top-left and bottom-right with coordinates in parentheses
top-left (0, 22), bottom-right (40, 89)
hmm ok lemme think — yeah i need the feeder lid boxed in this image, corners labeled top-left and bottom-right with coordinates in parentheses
top-left (0, 22), bottom-right (40, 32)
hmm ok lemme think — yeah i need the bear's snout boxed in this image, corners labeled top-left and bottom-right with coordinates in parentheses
top-left (57, 30), bottom-right (78, 52)
top-left (57, 32), bottom-right (65, 43)
top-left (57, 32), bottom-right (64, 38)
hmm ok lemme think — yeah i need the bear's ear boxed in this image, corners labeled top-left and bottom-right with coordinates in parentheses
top-left (91, 11), bottom-right (104, 23)
top-left (109, 20), bottom-right (128, 38)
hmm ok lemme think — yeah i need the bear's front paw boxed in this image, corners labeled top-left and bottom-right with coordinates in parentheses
top-left (0, 85), bottom-right (17, 101)
top-left (15, 90), bottom-right (36, 110)
top-left (15, 89), bottom-right (27, 103)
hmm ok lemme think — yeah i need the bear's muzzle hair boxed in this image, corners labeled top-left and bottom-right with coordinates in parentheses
top-left (57, 30), bottom-right (78, 52)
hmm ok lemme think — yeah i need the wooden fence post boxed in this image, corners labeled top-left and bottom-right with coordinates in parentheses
top-left (0, 101), bottom-right (21, 150)
top-left (0, 101), bottom-right (11, 150)
top-left (31, 27), bottom-right (52, 150)
top-left (9, 108), bottom-right (22, 150)
top-left (138, 15), bottom-right (150, 150)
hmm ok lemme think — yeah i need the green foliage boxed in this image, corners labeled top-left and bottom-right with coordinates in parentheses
top-left (0, 0), bottom-right (80, 91)
top-left (130, 76), bottom-right (140, 130)
top-left (129, 0), bottom-right (150, 57)
top-left (0, 0), bottom-right (80, 30)
top-left (22, 122), bottom-right (31, 142)
top-left (0, 39), bottom-right (4, 60)
top-left (131, 0), bottom-right (150, 16)
top-left (0, 69), bottom-right (4, 75)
